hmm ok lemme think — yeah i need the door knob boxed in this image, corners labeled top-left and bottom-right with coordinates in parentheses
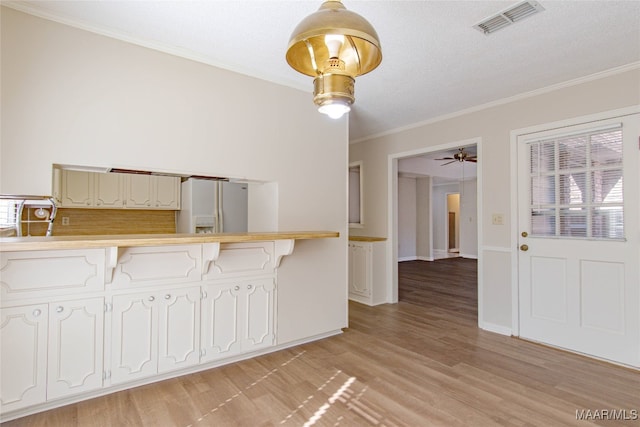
top-left (521, 231), bottom-right (528, 237)
top-left (520, 244), bottom-right (529, 251)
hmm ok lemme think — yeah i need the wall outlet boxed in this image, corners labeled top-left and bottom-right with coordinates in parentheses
top-left (61, 217), bottom-right (70, 226)
top-left (492, 213), bottom-right (504, 225)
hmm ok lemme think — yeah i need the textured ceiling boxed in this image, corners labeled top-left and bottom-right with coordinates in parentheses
top-left (6, 1), bottom-right (640, 142)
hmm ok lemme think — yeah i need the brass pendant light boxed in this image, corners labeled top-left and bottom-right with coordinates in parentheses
top-left (286, 0), bottom-right (382, 119)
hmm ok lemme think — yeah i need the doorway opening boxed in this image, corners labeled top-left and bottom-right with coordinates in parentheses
top-left (388, 138), bottom-right (482, 323)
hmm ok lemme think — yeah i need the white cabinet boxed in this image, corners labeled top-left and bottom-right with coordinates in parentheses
top-left (120, 174), bottom-right (181, 210)
top-left (201, 279), bottom-right (275, 363)
top-left (0, 298), bottom-right (104, 412)
top-left (349, 242), bottom-right (370, 298)
top-left (47, 298), bottom-right (104, 400)
top-left (0, 240), bottom-right (291, 421)
top-left (59, 170), bottom-right (94, 207)
top-left (110, 286), bottom-right (200, 385)
top-left (0, 304), bottom-right (48, 413)
top-left (157, 287), bottom-right (201, 373)
top-left (152, 175), bottom-right (180, 209)
top-left (123, 174), bottom-right (153, 209)
top-left (94, 173), bottom-right (124, 208)
top-left (55, 169), bottom-right (180, 210)
top-left (348, 239), bottom-right (387, 306)
top-left (58, 170), bottom-right (123, 208)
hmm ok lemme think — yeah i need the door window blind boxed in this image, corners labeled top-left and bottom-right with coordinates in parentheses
top-left (528, 125), bottom-right (623, 239)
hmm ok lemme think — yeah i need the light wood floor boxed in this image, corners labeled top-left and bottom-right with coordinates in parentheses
top-left (5, 259), bottom-right (639, 426)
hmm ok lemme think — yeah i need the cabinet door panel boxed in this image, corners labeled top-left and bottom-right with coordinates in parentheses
top-left (157, 287), bottom-right (200, 373)
top-left (95, 173), bottom-right (124, 208)
top-left (243, 280), bottom-right (275, 350)
top-left (0, 304), bottom-right (48, 412)
top-left (201, 285), bottom-right (241, 363)
top-left (61, 170), bottom-right (93, 207)
top-left (349, 243), bottom-right (370, 297)
top-left (111, 293), bottom-right (157, 384)
top-left (153, 175), bottom-right (180, 209)
top-left (47, 298), bottom-right (104, 400)
top-left (124, 175), bottom-right (152, 209)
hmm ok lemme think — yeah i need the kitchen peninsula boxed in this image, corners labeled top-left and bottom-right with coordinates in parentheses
top-left (0, 231), bottom-right (339, 421)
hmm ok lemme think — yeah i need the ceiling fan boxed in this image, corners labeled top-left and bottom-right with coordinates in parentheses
top-left (435, 147), bottom-right (478, 166)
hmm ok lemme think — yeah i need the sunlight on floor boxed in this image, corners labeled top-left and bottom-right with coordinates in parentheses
top-left (186, 350), bottom-right (395, 426)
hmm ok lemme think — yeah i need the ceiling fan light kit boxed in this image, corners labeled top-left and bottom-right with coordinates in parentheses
top-left (286, 0), bottom-right (382, 119)
top-left (435, 148), bottom-right (478, 166)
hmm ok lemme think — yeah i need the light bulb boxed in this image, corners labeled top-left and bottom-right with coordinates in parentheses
top-left (318, 102), bottom-right (350, 119)
top-left (325, 34), bottom-right (344, 58)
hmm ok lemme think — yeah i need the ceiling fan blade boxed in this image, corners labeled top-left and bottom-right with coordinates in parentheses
top-left (466, 158), bottom-right (478, 163)
top-left (435, 157), bottom-right (454, 161)
top-left (441, 160), bottom-right (457, 166)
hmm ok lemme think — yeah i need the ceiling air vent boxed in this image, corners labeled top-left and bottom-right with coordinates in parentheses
top-left (474, 1), bottom-right (545, 35)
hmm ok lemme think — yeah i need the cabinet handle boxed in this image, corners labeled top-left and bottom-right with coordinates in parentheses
top-left (33, 309), bottom-right (41, 317)
top-left (165, 294), bottom-right (171, 300)
top-left (247, 284), bottom-right (253, 290)
top-left (146, 202), bottom-right (151, 206)
top-left (86, 201), bottom-right (91, 205)
top-left (56, 306), bottom-right (64, 313)
top-left (148, 296), bottom-right (155, 302)
top-left (234, 286), bottom-right (240, 291)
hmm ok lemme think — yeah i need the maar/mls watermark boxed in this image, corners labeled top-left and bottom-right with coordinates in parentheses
top-left (576, 409), bottom-right (638, 421)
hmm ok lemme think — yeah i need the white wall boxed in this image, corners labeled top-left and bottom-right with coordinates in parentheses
top-left (1, 7), bottom-right (349, 345)
top-left (350, 66), bottom-right (640, 332)
top-left (398, 175), bottom-right (416, 260)
top-left (460, 178), bottom-right (478, 259)
top-left (415, 176), bottom-right (431, 260)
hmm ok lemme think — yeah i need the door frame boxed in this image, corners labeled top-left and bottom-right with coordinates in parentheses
top-left (386, 137), bottom-right (482, 313)
top-left (509, 105), bottom-right (640, 337)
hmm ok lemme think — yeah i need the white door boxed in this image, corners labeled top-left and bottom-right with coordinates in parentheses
top-left (94, 173), bottom-right (124, 208)
top-left (111, 292), bottom-right (158, 384)
top-left (242, 279), bottom-right (275, 352)
top-left (348, 242), bottom-right (370, 297)
top-left (0, 304), bottom-right (48, 412)
top-left (201, 283), bottom-right (242, 363)
top-left (517, 113), bottom-right (639, 367)
top-left (157, 287), bottom-right (201, 373)
top-left (48, 298), bottom-right (104, 399)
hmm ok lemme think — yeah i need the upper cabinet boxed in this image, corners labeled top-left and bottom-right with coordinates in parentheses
top-left (54, 169), bottom-right (180, 210)
top-left (150, 175), bottom-right (180, 209)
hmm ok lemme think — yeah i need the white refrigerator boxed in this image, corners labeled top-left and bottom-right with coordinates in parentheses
top-left (177, 178), bottom-right (248, 233)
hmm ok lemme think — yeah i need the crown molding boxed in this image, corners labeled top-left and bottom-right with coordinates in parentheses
top-left (351, 61), bottom-right (640, 145)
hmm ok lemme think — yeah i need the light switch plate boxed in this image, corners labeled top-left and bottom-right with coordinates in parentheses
top-left (492, 213), bottom-right (504, 225)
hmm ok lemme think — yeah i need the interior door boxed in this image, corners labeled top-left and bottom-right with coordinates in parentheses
top-left (517, 113), bottom-right (639, 367)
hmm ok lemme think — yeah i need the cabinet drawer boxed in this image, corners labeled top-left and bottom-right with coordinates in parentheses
top-left (204, 242), bottom-right (275, 280)
top-left (111, 245), bottom-right (201, 288)
top-left (0, 249), bottom-right (106, 302)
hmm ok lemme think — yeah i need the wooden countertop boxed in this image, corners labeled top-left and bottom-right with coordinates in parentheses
top-left (349, 236), bottom-right (387, 242)
top-left (0, 231), bottom-right (340, 252)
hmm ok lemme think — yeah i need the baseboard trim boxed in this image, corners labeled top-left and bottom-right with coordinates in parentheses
top-left (398, 256), bottom-right (417, 262)
top-left (479, 321), bottom-right (512, 336)
top-left (417, 256), bottom-right (434, 262)
top-left (460, 253), bottom-right (478, 260)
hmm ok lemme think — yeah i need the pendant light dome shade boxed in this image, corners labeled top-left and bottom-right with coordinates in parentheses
top-left (286, 0), bottom-right (382, 118)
